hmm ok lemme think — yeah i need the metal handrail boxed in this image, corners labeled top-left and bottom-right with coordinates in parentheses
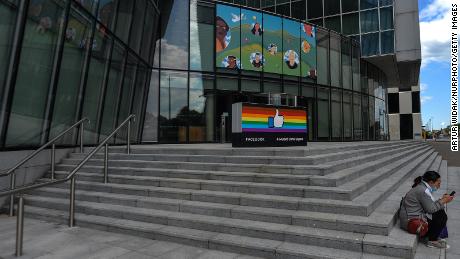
top-left (0, 115), bottom-right (135, 257)
top-left (0, 118), bottom-right (89, 217)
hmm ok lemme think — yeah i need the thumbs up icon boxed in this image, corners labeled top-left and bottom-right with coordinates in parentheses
top-left (268, 109), bottom-right (284, 128)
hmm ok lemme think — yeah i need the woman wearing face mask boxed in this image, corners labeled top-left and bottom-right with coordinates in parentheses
top-left (399, 171), bottom-right (455, 248)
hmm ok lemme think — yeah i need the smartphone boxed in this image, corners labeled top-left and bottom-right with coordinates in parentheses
top-left (450, 191), bottom-right (456, 196)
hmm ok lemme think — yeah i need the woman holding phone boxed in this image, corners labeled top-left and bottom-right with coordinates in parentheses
top-left (399, 171), bottom-right (455, 249)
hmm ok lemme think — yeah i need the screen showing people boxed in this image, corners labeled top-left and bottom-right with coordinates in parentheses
top-left (215, 4), bottom-right (317, 78)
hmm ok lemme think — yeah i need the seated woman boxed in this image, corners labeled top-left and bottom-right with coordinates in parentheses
top-left (399, 171), bottom-right (454, 248)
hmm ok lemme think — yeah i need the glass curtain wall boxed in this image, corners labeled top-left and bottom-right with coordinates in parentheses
top-left (0, 0), bottom-right (160, 149)
top-left (141, 0), bottom-right (388, 143)
top-left (307, 0), bottom-right (395, 56)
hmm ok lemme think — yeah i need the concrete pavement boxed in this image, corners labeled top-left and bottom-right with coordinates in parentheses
top-left (0, 215), bottom-right (261, 259)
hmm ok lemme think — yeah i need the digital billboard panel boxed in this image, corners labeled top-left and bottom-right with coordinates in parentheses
top-left (216, 4), bottom-right (242, 70)
top-left (215, 4), bottom-right (317, 79)
top-left (301, 23), bottom-right (317, 79)
top-left (240, 9), bottom-right (263, 72)
top-left (262, 13), bottom-right (283, 74)
top-left (282, 18), bottom-right (301, 77)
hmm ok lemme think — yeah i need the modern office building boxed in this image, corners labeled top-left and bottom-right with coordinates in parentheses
top-left (0, 0), bottom-right (421, 150)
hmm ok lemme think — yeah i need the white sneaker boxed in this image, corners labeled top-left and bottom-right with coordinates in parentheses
top-left (427, 240), bottom-right (450, 249)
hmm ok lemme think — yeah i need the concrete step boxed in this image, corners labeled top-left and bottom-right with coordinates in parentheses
top-left (36, 148), bottom-right (435, 217)
top-left (24, 196), bottom-right (370, 253)
top-left (25, 206), bottom-right (403, 259)
top-left (55, 165), bottom-right (312, 186)
top-left (71, 141), bottom-right (421, 166)
top-left (59, 143), bottom-right (426, 176)
top-left (23, 205), bottom-right (414, 259)
top-left (27, 186), bottom-right (398, 235)
top-left (309, 144), bottom-right (427, 187)
top-left (48, 146), bottom-right (431, 200)
top-left (55, 143), bottom-right (424, 187)
top-left (103, 141), bottom-right (420, 157)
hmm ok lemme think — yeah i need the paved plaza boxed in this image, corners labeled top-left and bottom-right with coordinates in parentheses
top-left (0, 215), bottom-right (260, 259)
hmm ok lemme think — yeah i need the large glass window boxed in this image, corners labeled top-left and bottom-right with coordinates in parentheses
top-left (324, 0), bottom-right (340, 16)
top-left (380, 6), bottom-right (393, 30)
top-left (361, 9), bottom-right (379, 33)
top-left (130, 64), bottom-right (149, 141)
top-left (216, 77), bottom-right (238, 91)
top-left (342, 13), bottom-right (359, 35)
top-left (115, 0), bottom-right (134, 43)
top-left (331, 90), bottom-right (342, 139)
top-left (381, 30), bottom-right (394, 54)
top-left (81, 27), bottom-right (113, 144)
top-left (241, 79), bottom-right (260, 92)
top-left (50, 7), bottom-right (93, 144)
top-left (159, 71), bottom-right (188, 142)
top-left (189, 73), bottom-right (214, 142)
top-left (317, 88), bottom-right (330, 139)
top-left (142, 70), bottom-right (159, 142)
top-left (343, 91), bottom-right (352, 139)
top-left (324, 16), bottom-right (341, 33)
top-left (307, 0), bottom-right (322, 19)
top-left (160, 0), bottom-right (189, 70)
top-left (342, 0), bottom-right (359, 13)
top-left (330, 33), bottom-right (341, 87)
top-left (97, 0), bottom-right (117, 30)
top-left (353, 93), bottom-right (362, 139)
top-left (352, 42), bottom-right (361, 91)
top-left (140, 1), bottom-right (157, 63)
top-left (369, 96), bottom-right (375, 140)
top-left (291, 0), bottom-right (305, 20)
top-left (361, 32), bottom-right (379, 56)
top-left (0, 2), bottom-right (16, 103)
top-left (342, 38), bottom-right (352, 90)
top-left (129, 0), bottom-right (146, 53)
top-left (361, 0), bottom-right (378, 10)
top-left (362, 94), bottom-right (369, 140)
top-left (317, 29), bottom-right (329, 86)
top-left (100, 42), bottom-right (125, 140)
top-left (115, 54), bottom-right (137, 143)
top-left (6, 0), bottom-right (66, 146)
top-left (190, 3), bottom-right (213, 71)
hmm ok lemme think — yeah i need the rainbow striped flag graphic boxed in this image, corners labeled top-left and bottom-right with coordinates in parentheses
top-left (242, 105), bottom-right (307, 133)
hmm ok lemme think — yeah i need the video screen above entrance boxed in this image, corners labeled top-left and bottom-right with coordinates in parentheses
top-left (215, 4), bottom-right (317, 79)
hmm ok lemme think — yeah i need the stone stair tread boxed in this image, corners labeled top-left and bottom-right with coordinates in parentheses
top-left (24, 195), bottom-right (367, 246)
top-left (51, 170), bottom-right (310, 190)
top-left (73, 142), bottom-right (420, 164)
top-left (24, 206), bottom-right (376, 259)
top-left (312, 144), bottom-right (426, 184)
top-left (56, 165), bottom-right (313, 180)
top-left (105, 141), bottom-right (417, 156)
top-left (29, 186), bottom-right (394, 233)
top-left (60, 157), bottom-right (327, 170)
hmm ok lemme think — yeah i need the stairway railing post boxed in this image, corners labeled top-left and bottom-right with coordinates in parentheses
top-left (104, 143), bottom-right (108, 184)
top-left (69, 177), bottom-right (76, 227)
top-left (15, 196), bottom-right (24, 257)
top-left (51, 144), bottom-right (56, 180)
top-left (9, 174), bottom-right (16, 217)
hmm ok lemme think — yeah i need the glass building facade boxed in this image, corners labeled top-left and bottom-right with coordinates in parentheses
top-left (0, 0), bottom-right (389, 150)
top-left (142, 0), bottom-right (388, 143)
top-left (0, 0), bottom-right (160, 149)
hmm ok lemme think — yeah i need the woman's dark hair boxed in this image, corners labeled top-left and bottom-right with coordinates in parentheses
top-left (412, 171), bottom-right (441, 188)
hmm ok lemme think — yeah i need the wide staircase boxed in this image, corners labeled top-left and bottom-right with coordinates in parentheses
top-left (22, 141), bottom-right (446, 259)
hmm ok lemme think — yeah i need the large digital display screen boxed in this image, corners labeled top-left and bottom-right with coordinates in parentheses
top-left (216, 4), bottom-right (242, 70)
top-left (232, 102), bottom-right (308, 147)
top-left (215, 4), bottom-right (317, 79)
